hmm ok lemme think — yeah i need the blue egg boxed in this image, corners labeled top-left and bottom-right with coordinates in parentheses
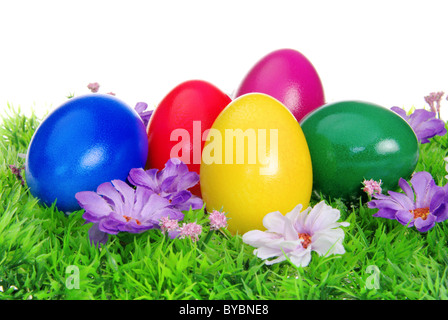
top-left (25, 94), bottom-right (148, 212)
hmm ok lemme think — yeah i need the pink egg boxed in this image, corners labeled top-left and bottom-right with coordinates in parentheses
top-left (235, 48), bottom-right (325, 122)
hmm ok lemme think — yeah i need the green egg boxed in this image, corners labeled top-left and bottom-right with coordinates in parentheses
top-left (300, 100), bottom-right (419, 201)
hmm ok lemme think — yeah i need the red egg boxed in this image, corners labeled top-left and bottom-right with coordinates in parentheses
top-left (235, 48), bottom-right (325, 122)
top-left (146, 80), bottom-right (232, 197)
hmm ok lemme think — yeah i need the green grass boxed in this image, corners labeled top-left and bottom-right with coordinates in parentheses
top-left (1, 104), bottom-right (448, 300)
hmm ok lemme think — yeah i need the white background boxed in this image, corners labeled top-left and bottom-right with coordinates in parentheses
top-left (1, 0), bottom-right (448, 120)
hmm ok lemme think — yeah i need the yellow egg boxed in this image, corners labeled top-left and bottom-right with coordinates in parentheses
top-left (200, 93), bottom-right (313, 235)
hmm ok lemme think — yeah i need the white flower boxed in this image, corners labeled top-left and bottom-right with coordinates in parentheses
top-left (242, 201), bottom-right (350, 267)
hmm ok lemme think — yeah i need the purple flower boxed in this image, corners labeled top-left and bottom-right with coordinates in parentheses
top-left (367, 171), bottom-right (448, 232)
top-left (75, 179), bottom-right (183, 246)
top-left (87, 82), bottom-right (100, 93)
top-left (134, 102), bottom-right (153, 128)
top-left (128, 158), bottom-right (203, 212)
top-left (391, 107), bottom-right (446, 144)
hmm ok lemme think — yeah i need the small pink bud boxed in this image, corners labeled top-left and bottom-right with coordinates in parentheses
top-left (178, 222), bottom-right (202, 242)
top-left (362, 179), bottom-right (382, 197)
top-left (209, 210), bottom-right (228, 230)
top-left (87, 82), bottom-right (100, 93)
top-left (160, 216), bottom-right (180, 233)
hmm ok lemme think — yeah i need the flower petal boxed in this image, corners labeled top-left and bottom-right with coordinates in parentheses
top-left (429, 187), bottom-right (446, 213)
top-left (134, 102), bottom-right (148, 114)
top-left (303, 201), bottom-right (342, 234)
top-left (264, 254), bottom-right (287, 265)
top-left (167, 229), bottom-right (181, 239)
top-left (414, 214), bottom-right (436, 232)
top-left (433, 202), bottom-right (448, 222)
top-left (159, 158), bottom-right (188, 182)
top-left (288, 250), bottom-right (312, 267)
top-left (242, 230), bottom-right (282, 247)
top-left (176, 172), bottom-right (200, 191)
top-left (398, 178), bottom-right (414, 201)
top-left (410, 171), bottom-right (435, 208)
top-left (371, 206), bottom-right (397, 219)
top-left (133, 186), bottom-right (154, 215)
top-left (88, 223), bottom-right (109, 247)
top-left (391, 106), bottom-right (408, 119)
top-left (110, 180), bottom-right (135, 212)
top-left (290, 206), bottom-right (311, 234)
top-left (150, 208), bottom-right (184, 225)
top-left (75, 191), bottom-right (113, 222)
top-left (387, 191), bottom-right (415, 210)
top-left (128, 167), bottom-right (159, 191)
top-left (262, 211), bottom-right (287, 234)
top-left (395, 209), bottom-right (414, 227)
top-left (139, 193), bottom-right (172, 220)
top-left (409, 110), bottom-right (447, 143)
top-left (255, 246), bottom-right (284, 260)
top-left (184, 195), bottom-right (204, 211)
top-left (171, 191), bottom-right (203, 211)
top-left (392, 107), bottom-right (446, 144)
top-left (98, 215), bottom-right (121, 234)
top-left (312, 228), bottom-right (346, 256)
top-left (285, 203), bottom-right (304, 225)
top-left (96, 181), bottom-right (124, 212)
top-left (160, 175), bottom-right (178, 193)
top-left (408, 109), bottom-right (436, 126)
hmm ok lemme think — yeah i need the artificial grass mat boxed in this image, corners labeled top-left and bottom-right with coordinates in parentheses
top-left (1, 105), bottom-right (448, 300)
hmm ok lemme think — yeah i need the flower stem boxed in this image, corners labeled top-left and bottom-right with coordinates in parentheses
top-left (202, 229), bottom-right (215, 246)
top-left (198, 229), bottom-right (216, 252)
top-left (200, 228), bottom-right (230, 251)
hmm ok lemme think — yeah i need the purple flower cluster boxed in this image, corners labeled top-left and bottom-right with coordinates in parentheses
top-left (77, 180), bottom-right (183, 244)
top-left (75, 158), bottom-right (203, 246)
top-left (134, 102), bottom-right (153, 128)
top-left (128, 158), bottom-right (202, 212)
top-left (391, 107), bottom-right (446, 144)
top-left (368, 172), bottom-right (448, 232)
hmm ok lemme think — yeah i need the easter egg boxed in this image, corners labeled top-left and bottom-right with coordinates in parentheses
top-left (25, 94), bottom-right (148, 212)
top-left (235, 48), bottom-right (325, 122)
top-left (200, 93), bottom-right (313, 235)
top-left (300, 100), bottom-right (419, 201)
top-left (146, 79), bottom-right (232, 197)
